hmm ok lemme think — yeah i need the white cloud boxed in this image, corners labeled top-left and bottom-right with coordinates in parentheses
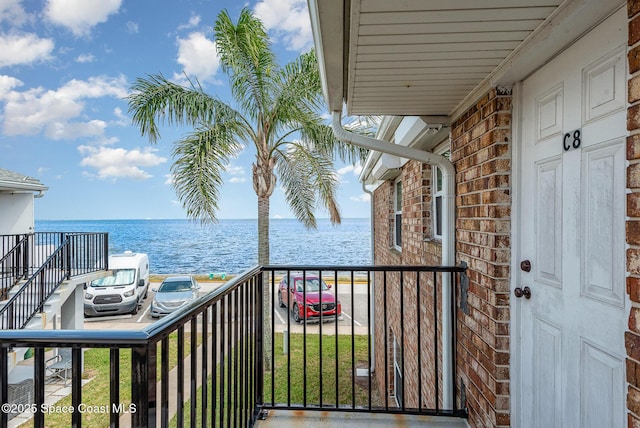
top-left (336, 164), bottom-right (363, 183)
top-left (76, 53), bottom-right (95, 63)
top-left (0, 33), bottom-right (54, 67)
top-left (225, 164), bottom-right (246, 183)
top-left (78, 145), bottom-right (167, 180)
top-left (0, 74), bottom-right (23, 97)
top-left (1, 75), bottom-right (128, 140)
top-left (173, 32), bottom-right (220, 84)
top-left (254, 0), bottom-right (312, 51)
top-left (0, 0), bottom-right (30, 26)
top-left (337, 164), bottom-right (363, 176)
top-left (45, 0), bottom-right (122, 36)
top-left (47, 119), bottom-right (107, 140)
top-left (177, 14), bottom-right (201, 31)
top-left (112, 107), bottom-right (128, 126)
top-left (126, 21), bottom-right (138, 34)
top-left (350, 194), bottom-right (370, 203)
top-left (164, 174), bottom-right (175, 185)
top-left (225, 165), bottom-right (245, 175)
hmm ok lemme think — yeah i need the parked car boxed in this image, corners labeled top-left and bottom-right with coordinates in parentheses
top-left (84, 251), bottom-right (150, 317)
top-left (278, 275), bottom-right (341, 323)
top-left (150, 275), bottom-right (200, 318)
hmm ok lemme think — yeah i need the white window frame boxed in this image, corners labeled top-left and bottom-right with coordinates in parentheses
top-left (393, 178), bottom-right (402, 251)
top-left (432, 145), bottom-right (450, 240)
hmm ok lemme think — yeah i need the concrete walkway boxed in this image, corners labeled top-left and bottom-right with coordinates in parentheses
top-left (8, 362), bottom-right (91, 428)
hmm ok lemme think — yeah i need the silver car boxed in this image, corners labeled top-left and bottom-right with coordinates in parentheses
top-left (150, 275), bottom-right (200, 318)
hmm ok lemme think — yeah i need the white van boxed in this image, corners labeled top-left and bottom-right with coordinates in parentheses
top-left (84, 251), bottom-right (150, 316)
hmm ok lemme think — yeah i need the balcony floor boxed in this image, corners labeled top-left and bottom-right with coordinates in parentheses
top-left (256, 410), bottom-right (469, 428)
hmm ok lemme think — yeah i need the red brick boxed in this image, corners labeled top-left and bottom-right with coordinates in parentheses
top-left (630, 221), bottom-right (640, 246)
top-left (627, 332), bottom-right (640, 361)
top-left (631, 0), bottom-right (640, 19)
top-left (629, 248), bottom-right (640, 275)
top-left (631, 307), bottom-right (640, 334)
top-left (631, 14), bottom-right (640, 46)
top-left (630, 193), bottom-right (640, 217)
top-left (629, 277), bottom-right (640, 303)
top-left (629, 385), bottom-right (640, 416)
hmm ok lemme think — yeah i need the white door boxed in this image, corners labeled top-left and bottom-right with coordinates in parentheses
top-left (518, 8), bottom-right (627, 428)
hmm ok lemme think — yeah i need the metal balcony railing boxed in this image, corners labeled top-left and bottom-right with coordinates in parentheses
top-left (0, 232), bottom-right (109, 329)
top-left (0, 264), bottom-right (467, 428)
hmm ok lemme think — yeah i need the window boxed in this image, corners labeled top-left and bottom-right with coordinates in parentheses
top-left (432, 149), bottom-right (450, 240)
top-left (433, 166), bottom-right (444, 239)
top-left (394, 179), bottom-right (402, 250)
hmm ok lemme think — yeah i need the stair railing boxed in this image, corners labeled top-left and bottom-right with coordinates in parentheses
top-left (0, 232), bottom-right (108, 330)
top-left (0, 235), bottom-right (30, 300)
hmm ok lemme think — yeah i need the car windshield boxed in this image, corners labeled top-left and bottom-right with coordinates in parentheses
top-left (159, 280), bottom-right (193, 293)
top-left (294, 278), bottom-right (328, 292)
top-left (90, 269), bottom-right (135, 287)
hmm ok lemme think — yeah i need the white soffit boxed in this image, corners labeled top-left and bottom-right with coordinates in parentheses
top-left (345, 0), bottom-right (561, 116)
top-left (371, 154), bottom-right (402, 181)
top-left (310, 0), bottom-right (625, 117)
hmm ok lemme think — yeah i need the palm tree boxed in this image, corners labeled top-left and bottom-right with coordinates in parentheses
top-left (127, 8), bottom-right (365, 360)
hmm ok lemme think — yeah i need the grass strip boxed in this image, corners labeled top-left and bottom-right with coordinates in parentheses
top-left (171, 332), bottom-right (373, 427)
top-left (38, 331), bottom-right (201, 428)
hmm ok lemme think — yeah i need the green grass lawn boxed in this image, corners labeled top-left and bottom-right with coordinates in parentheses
top-left (39, 331), bottom-right (200, 428)
top-left (171, 332), bottom-right (377, 427)
top-left (30, 331), bottom-right (374, 427)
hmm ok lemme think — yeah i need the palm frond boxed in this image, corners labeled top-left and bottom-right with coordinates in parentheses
top-left (298, 122), bottom-right (368, 165)
top-left (171, 126), bottom-right (244, 224)
top-left (214, 8), bottom-right (276, 120)
top-left (268, 50), bottom-right (324, 132)
top-left (127, 74), bottom-right (250, 143)
top-left (274, 143), bottom-right (341, 228)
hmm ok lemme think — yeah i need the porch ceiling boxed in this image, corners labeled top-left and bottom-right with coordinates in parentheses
top-left (309, 0), bottom-right (624, 118)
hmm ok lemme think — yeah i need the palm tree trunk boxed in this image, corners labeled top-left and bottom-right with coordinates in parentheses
top-left (254, 154), bottom-right (275, 370)
top-left (258, 195), bottom-right (272, 370)
top-left (257, 195), bottom-right (269, 265)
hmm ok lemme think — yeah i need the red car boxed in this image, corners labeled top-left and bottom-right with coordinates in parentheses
top-left (278, 275), bottom-right (341, 323)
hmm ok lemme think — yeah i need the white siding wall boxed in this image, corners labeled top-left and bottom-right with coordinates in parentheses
top-left (0, 193), bottom-right (35, 234)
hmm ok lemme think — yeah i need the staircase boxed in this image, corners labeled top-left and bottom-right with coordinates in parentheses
top-left (0, 232), bottom-right (109, 366)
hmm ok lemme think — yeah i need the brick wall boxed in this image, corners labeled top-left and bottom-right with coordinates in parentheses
top-left (450, 88), bottom-right (512, 428)
top-left (372, 161), bottom-right (444, 408)
top-left (628, 1), bottom-right (640, 426)
top-left (371, 88), bottom-right (512, 426)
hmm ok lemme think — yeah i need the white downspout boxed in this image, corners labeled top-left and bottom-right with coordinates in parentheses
top-left (332, 111), bottom-right (456, 409)
top-left (362, 181), bottom-right (375, 373)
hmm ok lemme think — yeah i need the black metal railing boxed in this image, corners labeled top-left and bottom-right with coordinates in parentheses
top-left (0, 264), bottom-right (466, 428)
top-left (261, 265), bottom-right (466, 417)
top-left (0, 265), bottom-right (263, 428)
top-left (0, 232), bottom-right (108, 329)
top-left (0, 235), bottom-right (29, 299)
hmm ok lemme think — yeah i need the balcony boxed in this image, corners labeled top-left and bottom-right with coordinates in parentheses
top-left (0, 265), bottom-right (468, 427)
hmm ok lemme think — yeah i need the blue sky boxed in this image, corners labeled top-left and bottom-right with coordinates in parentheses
top-left (0, 0), bottom-right (370, 220)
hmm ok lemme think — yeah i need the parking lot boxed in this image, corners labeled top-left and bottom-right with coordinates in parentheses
top-left (83, 280), bottom-right (371, 333)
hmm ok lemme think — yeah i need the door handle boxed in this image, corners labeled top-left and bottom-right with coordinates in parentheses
top-left (514, 286), bottom-right (531, 299)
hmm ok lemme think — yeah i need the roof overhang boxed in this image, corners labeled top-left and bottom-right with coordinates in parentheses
top-left (309, 0), bottom-right (625, 120)
top-left (0, 169), bottom-right (48, 195)
top-left (359, 115), bottom-right (450, 186)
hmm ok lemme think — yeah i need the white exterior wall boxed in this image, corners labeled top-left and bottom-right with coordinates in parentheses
top-left (0, 193), bottom-right (35, 235)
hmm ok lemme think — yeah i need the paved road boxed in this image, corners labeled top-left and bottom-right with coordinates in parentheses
top-left (83, 280), bottom-right (372, 333)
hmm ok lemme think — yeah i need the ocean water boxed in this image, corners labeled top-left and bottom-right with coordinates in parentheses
top-left (35, 218), bottom-right (372, 275)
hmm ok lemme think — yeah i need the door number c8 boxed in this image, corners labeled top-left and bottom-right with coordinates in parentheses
top-left (563, 129), bottom-right (581, 151)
